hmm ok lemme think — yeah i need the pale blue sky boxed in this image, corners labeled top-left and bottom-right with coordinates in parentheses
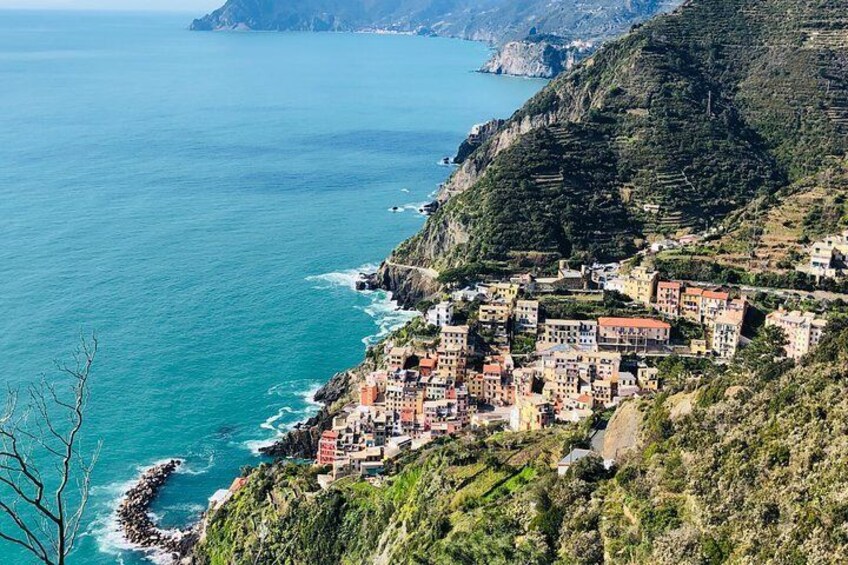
top-left (0, 0), bottom-right (221, 11)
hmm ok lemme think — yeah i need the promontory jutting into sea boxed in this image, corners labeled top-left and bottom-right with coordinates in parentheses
top-left (1, 0), bottom-right (847, 563)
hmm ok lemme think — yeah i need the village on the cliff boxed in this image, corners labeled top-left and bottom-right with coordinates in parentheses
top-left (204, 236), bottom-right (833, 508)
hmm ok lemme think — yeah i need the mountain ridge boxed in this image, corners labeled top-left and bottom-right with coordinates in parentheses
top-left (380, 0), bottom-right (848, 305)
top-left (190, 0), bottom-right (682, 78)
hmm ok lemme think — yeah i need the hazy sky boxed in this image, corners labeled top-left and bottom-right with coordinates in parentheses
top-left (0, 0), bottom-right (221, 11)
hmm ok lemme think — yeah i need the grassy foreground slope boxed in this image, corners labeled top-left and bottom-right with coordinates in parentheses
top-left (392, 0), bottom-right (848, 272)
top-left (194, 322), bottom-right (848, 564)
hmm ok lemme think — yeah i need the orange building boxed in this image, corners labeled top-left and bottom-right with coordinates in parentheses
top-left (655, 281), bottom-right (682, 318)
top-left (419, 356), bottom-right (437, 376)
top-left (359, 382), bottom-right (379, 407)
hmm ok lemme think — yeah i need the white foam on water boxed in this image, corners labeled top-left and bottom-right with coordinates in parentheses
top-left (259, 405), bottom-right (288, 432)
top-left (243, 437), bottom-right (277, 455)
top-left (308, 262), bottom-right (421, 348)
top-left (358, 292), bottom-right (420, 346)
top-left (298, 382), bottom-right (324, 408)
top-left (306, 262), bottom-right (380, 290)
top-left (387, 202), bottom-right (429, 215)
top-left (244, 262), bottom-right (418, 463)
top-left (176, 452), bottom-right (214, 476)
top-left (243, 382), bottom-right (325, 456)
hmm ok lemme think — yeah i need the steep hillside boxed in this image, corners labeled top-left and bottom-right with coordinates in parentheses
top-left (190, 0), bottom-right (680, 78)
top-left (192, 322), bottom-right (848, 564)
top-left (658, 157), bottom-right (848, 274)
top-left (386, 0), bottom-right (848, 289)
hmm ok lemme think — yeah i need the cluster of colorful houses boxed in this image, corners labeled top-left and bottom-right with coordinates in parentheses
top-left (312, 261), bottom-right (829, 485)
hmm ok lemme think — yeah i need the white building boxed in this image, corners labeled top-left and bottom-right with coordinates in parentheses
top-left (808, 230), bottom-right (848, 278)
top-left (514, 300), bottom-right (540, 334)
top-left (540, 319), bottom-right (598, 350)
top-left (426, 301), bottom-right (454, 328)
top-left (712, 310), bottom-right (744, 359)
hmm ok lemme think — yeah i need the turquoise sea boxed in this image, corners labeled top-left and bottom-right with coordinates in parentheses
top-left (0, 10), bottom-right (543, 564)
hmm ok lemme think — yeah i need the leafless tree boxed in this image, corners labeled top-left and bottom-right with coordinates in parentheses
top-left (0, 335), bottom-right (101, 565)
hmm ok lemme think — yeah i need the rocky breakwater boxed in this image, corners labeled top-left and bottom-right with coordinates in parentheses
top-left (260, 370), bottom-right (353, 459)
top-left (117, 459), bottom-right (199, 561)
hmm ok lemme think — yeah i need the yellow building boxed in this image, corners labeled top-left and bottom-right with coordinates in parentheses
top-left (435, 346), bottom-right (467, 381)
top-left (509, 394), bottom-right (554, 432)
top-left (621, 266), bottom-right (658, 305)
top-left (440, 325), bottom-right (469, 351)
top-left (479, 303), bottom-right (511, 325)
top-left (486, 282), bottom-right (520, 304)
top-left (542, 350), bottom-right (621, 406)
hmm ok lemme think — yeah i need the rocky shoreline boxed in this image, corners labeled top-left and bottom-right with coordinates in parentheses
top-left (116, 459), bottom-right (199, 562)
top-left (260, 264), bottom-right (436, 460)
top-left (259, 370), bottom-right (354, 459)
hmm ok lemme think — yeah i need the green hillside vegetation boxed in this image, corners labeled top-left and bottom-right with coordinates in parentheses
top-left (392, 0), bottom-right (848, 272)
top-left (193, 321), bottom-right (848, 563)
top-left (657, 157), bottom-right (848, 275)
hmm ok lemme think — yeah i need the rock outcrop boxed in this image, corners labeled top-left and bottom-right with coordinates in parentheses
top-left (480, 40), bottom-right (585, 79)
top-left (375, 261), bottom-right (441, 309)
top-left (117, 460), bottom-right (199, 562)
top-left (601, 400), bottom-right (643, 460)
top-left (453, 119), bottom-right (505, 164)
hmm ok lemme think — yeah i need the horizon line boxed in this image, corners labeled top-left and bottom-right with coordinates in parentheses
top-left (0, 6), bottom-right (214, 14)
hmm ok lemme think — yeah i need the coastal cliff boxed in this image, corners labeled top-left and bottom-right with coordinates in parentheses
top-left (480, 39), bottom-right (586, 79)
top-left (380, 0), bottom-right (848, 300)
top-left (190, 0), bottom-right (682, 78)
top-left (259, 369), bottom-right (355, 459)
top-left (452, 119), bottom-right (504, 165)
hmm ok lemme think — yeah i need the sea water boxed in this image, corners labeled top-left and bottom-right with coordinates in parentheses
top-left (0, 10), bottom-right (544, 564)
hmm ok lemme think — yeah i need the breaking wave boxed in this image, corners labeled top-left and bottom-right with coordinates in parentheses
top-left (243, 383), bottom-right (324, 455)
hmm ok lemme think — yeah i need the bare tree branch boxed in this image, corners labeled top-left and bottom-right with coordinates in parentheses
top-left (0, 333), bottom-right (99, 565)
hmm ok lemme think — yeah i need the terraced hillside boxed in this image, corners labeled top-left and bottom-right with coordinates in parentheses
top-left (659, 157), bottom-right (848, 275)
top-left (388, 0), bottom-right (848, 284)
